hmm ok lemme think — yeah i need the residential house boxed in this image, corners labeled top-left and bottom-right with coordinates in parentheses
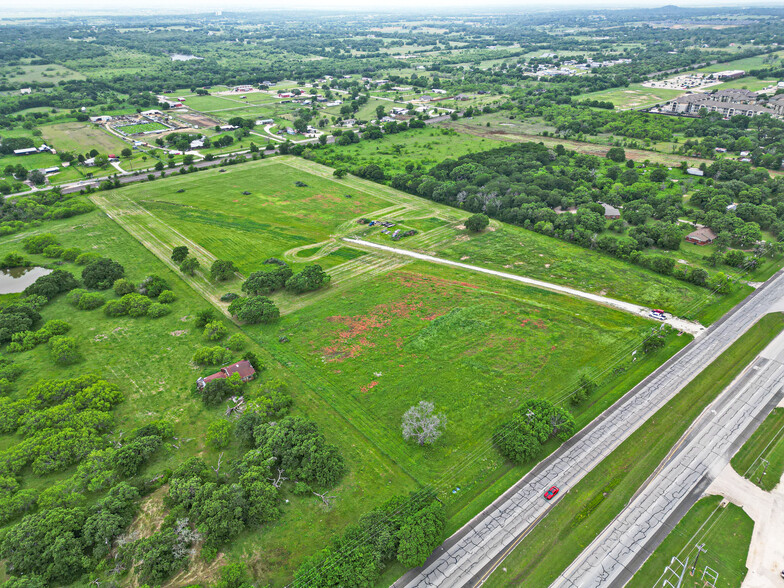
top-left (685, 227), bottom-right (717, 245)
top-left (196, 360), bottom-right (256, 390)
top-left (600, 202), bottom-right (621, 219)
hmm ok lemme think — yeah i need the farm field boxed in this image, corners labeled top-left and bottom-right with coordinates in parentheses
top-left (41, 121), bottom-right (130, 154)
top-left (731, 407), bottom-right (784, 491)
top-left (627, 496), bottom-right (754, 588)
top-left (0, 63), bottom-right (85, 85)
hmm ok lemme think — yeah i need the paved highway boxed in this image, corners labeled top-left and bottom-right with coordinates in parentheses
top-left (552, 338), bottom-right (784, 587)
top-left (396, 271), bottom-right (784, 588)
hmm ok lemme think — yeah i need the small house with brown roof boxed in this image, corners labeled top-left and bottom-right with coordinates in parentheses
top-left (685, 227), bottom-right (717, 246)
top-left (600, 202), bottom-right (621, 219)
top-left (197, 360), bottom-right (256, 390)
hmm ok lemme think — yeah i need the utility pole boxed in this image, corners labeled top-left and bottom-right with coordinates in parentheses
top-left (662, 556), bottom-right (689, 588)
top-left (758, 459), bottom-right (769, 485)
top-left (691, 544), bottom-right (706, 576)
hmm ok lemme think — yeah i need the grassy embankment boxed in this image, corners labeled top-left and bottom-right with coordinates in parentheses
top-left (483, 312), bottom-right (784, 587)
top-left (731, 407), bottom-right (784, 491)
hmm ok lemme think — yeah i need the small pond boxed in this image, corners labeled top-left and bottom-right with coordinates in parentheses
top-left (0, 266), bottom-right (52, 294)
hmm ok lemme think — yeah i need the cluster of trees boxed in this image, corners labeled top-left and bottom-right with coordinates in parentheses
top-left (294, 490), bottom-right (445, 586)
top-left (0, 374), bottom-right (123, 482)
top-left (494, 398), bottom-right (576, 464)
top-left (340, 141), bottom-right (776, 288)
top-left (0, 190), bottom-right (92, 236)
top-left (242, 260), bottom-right (330, 296)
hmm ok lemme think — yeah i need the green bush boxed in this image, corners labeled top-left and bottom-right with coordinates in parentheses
top-left (147, 303), bottom-right (170, 319)
top-left (203, 320), bottom-right (228, 341)
top-left (61, 247), bottom-right (82, 262)
top-left (22, 234), bottom-right (59, 254)
top-left (206, 420), bottom-right (233, 449)
top-left (113, 278), bottom-right (136, 297)
top-left (226, 333), bottom-right (246, 351)
top-left (104, 299), bottom-right (128, 317)
top-left (42, 245), bottom-right (64, 258)
top-left (75, 252), bottom-right (101, 265)
top-left (158, 290), bottom-right (176, 304)
top-left (122, 293), bottom-right (152, 317)
top-left (49, 336), bottom-right (81, 365)
top-left (192, 346), bottom-right (231, 366)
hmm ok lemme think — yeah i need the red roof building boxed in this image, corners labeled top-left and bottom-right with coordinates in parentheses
top-left (197, 360), bottom-right (256, 389)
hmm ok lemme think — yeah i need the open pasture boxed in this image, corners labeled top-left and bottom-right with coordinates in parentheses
top-left (41, 121), bottom-right (130, 154)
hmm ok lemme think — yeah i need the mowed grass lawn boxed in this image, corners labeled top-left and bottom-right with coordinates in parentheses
top-left (246, 259), bottom-right (657, 488)
top-left (41, 121), bottom-right (130, 154)
top-left (628, 496), bottom-right (754, 588)
top-left (0, 210), bottom-right (415, 587)
top-left (731, 407), bottom-right (784, 491)
top-left (579, 84), bottom-right (685, 109)
top-left (106, 158), bottom-right (391, 273)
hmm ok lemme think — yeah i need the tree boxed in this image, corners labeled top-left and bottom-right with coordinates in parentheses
top-left (203, 320), bottom-right (228, 341)
top-left (285, 265), bottom-right (331, 294)
top-left (465, 213), bottom-right (490, 232)
top-left (138, 274), bottom-right (170, 298)
top-left (121, 147), bottom-right (132, 157)
top-left (242, 265), bottom-right (292, 295)
top-left (82, 258), bottom-right (125, 290)
top-left (606, 146), bottom-right (626, 162)
top-left (210, 259), bottom-right (238, 281)
top-left (237, 296), bottom-right (280, 324)
top-left (402, 401), bottom-right (446, 446)
top-left (396, 502), bottom-right (445, 568)
top-left (207, 420), bottom-right (233, 449)
top-left (171, 246), bottom-right (189, 264)
top-left (28, 170), bottom-right (46, 185)
top-left (180, 256), bottom-right (200, 275)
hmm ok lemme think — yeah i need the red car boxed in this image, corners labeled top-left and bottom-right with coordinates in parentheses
top-left (544, 486), bottom-right (559, 500)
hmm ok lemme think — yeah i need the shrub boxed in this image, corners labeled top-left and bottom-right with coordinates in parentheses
top-left (465, 213), bottom-right (490, 232)
top-left (194, 309), bottom-right (217, 328)
top-left (192, 346), bottom-right (231, 366)
top-left (75, 252), bottom-right (102, 265)
top-left (113, 278), bottom-right (136, 297)
top-left (104, 299), bottom-right (128, 317)
top-left (22, 234), bottom-right (59, 254)
top-left (226, 334), bottom-right (245, 351)
top-left (42, 245), bottom-right (64, 258)
top-left (24, 269), bottom-right (79, 300)
top-left (220, 292), bottom-right (239, 302)
top-left (203, 321), bottom-right (228, 341)
top-left (138, 275), bottom-right (170, 298)
top-left (0, 253), bottom-right (29, 270)
top-left (68, 289), bottom-right (105, 310)
top-left (61, 247), bottom-right (82, 262)
top-left (82, 258), bottom-right (125, 290)
top-left (147, 303), bottom-right (170, 319)
top-left (158, 290), bottom-right (175, 304)
top-left (206, 420), bottom-right (233, 449)
top-left (49, 336), bottom-right (81, 365)
top-left (123, 293), bottom-right (152, 317)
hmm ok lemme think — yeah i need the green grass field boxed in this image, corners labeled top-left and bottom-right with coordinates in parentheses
top-left (484, 312), bottom-right (784, 587)
top-left (628, 496), bottom-right (754, 588)
top-left (115, 121), bottom-right (169, 134)
top-left (578, 84), bottom-right (685, 109)
top-left (731, 407), bottom-right (784, 491)
top-left (312, 127), bottom-right (504, 176)
top-left (41, 121), bottom-right (130, 154)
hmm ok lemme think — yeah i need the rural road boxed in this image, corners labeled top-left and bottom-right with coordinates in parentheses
top-left (551, 329), bottom-right (784, 588)
top-left (343, 238), bottom-right (705, 335)
top-left (394, 270), bottom-right (784, 588)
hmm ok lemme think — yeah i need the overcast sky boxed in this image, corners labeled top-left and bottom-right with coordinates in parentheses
top-left (0, 0), bottom-right (779, 17)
